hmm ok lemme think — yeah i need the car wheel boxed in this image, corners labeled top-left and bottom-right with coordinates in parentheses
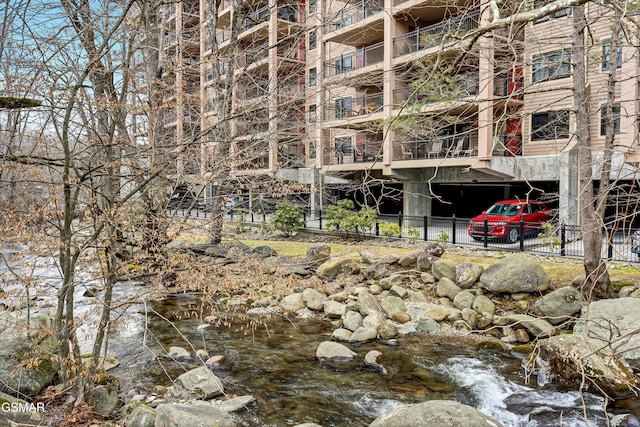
top-left (507, 227), bottom-right (519, 244)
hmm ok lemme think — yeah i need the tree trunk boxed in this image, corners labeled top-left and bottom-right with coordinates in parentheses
top-left (572, 5), bottom-right (613, 301)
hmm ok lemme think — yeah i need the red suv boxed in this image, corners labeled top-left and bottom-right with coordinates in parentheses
top-left (467, 199), bottom-right (551, 243)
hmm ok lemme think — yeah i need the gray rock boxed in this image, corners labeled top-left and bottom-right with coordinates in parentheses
top-left (293, 424), bottom-right (324, 427)
top-left (204, 245), bottom-right (228, 257)
top-left (452, 319), bottom-right (472, 335)
top-left (455, 262), bottom-right (484, 289)
top-left (126, 404), bottom-right (156, 427)
top-left (538, 334), bottom-right (635, 398)
top-left (406, 290), bottom-right (427, 303)
top-left (358, 290), bottom-right (384, 316)
top-left (391, 311), bottom-right (411, 323)
top-left (369, 400), bottom-right (503, 427)
top-left (505, 314), bottom-right (555, 338)
top-left (436, 277), bottom-right (461, 300)
top-left (363, 262), bottom-right (388, 280)
top-left (422, 242), bottom-right (445, 257)
top-left (381, 254), bottom-right (400, 264)
top-left (416, 317), bottom-right (441, 333)
top-left (173, 367), bottom-right (224, 399)
top-left (416, 254), bottom-right (433, 272)
top-left (362, 312), bottom-right (387, 330)
top-left (166, 346), bottom-right (191, 361)
top-left (533, 286), bottom-right (585, 324)
top-left (420, 272), bottom-right (436, 284)
top-left (398, 252), bottom-right (420, 267)
top-left (359, 250), bottom-right (378, 264)
top-left (453, 290), bottom-right (476, 310)
top-left (349, 326), bottom-right (379, 342)
top-left (377, 322), bottom-right (399, 340)
top-left (431, 259), bottom-right (457, 281)
top-left (323, 300), bottom-right (347, 318)
top-left (316, 257), bottom-right (351, 280)
top-left (0, 392), bottom-right (44, 426)
top-left (618, 286), bottom-right (636, 298)
top-left (461, 307), bottom-right (478, 330)
top-left (307, 243), bottom-right (331, 265)
top-left (316, 341), bottom-right (356, 360)
top-left (94, 385), bottom-right (120, 418)
top-left (574, 298), bottom-right (640, 368)
top-left (389, 284), bottom-right (408, 299)
top-left (472, 295), bottom-right (495, 317)
top-left (342, 310), bottom-right (363, 331)
top-left (364, 350), bottom-right (387, 374)
top-left (303, 288), bottom-right (327, 311)
top-left (155, 403), bottom-right (236, 427)
top-left (381, 296), bottom-right (406, 318)
top-left (331, 328), bottom-right (352, 342)
top-left (218, 395), bottom-right (256, 412)
top-left (280, 293), bottom-right (305, 312)
top-left (252, 245), bottom-right (277, 257)
top-left (480, 254), bottom-right (550, 294)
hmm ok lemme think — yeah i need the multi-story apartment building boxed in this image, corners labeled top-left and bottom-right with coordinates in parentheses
top-left (157, 0), bottom-right (639, 225)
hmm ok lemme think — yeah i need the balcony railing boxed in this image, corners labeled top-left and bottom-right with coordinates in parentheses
top-left (331, 0), bottom-right (383, 31)
top-left (393, 132), bottom-right (478, 160)
top-left (277, 42), bottom-right (304, 61)
top-left (239, 5), bottom-right (270, 33)
top-left (237, 44), bottom-right (270, 67)
top-left (238, 84), bottom-right (269, 100)
top-left (328, 140), bottom-right (383, 165)
top-left (324, 41), bottom-right (384, 77)
top-left (236, 120), bottom-right (269, 135)
top-left (216, 28), bottom-right (232, 44)
top-left (326, 92), bottom-right (383, 120)
top-left (392, 72), bottom-right (479, 108)
top-left (393, 12), bottom-right (479, 57)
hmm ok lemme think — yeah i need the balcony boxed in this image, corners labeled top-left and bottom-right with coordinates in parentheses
top-left (239, 5), bottom-right (270, 34)
top-left (392, 72), bottom-right (479, 108)
top-left (326, 92), bottom-right (383, 120)
top-left (393, 132), bottom-right (478, 161)
top-left (331, 0), bottom-right (383, 31)
top-left (328, 139), bottom-right (383, 165)
top-left (238, 83), bottom-right (269, 101)
top-left (393, 12), bottom-right (479, 58)
top-left (324, 42), bottom-right (384, 78)
top-left (236, 120), bottom-right (269, 135)
top-left (237, 44), bottom-right (270, 68)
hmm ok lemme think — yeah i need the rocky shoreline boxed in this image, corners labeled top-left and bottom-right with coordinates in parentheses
top-left (1, 237), bottom-right (640, 426)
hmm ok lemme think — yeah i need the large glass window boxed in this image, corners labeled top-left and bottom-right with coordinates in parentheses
top-left (335, 97), bottom-right (353, 119)
top-left (531, 110), bottom-right (570, 140)
top-left (309, 30), bottom-right (317, 50)
top-left (602, 39), bottom-right (623, 71)
top-left (533, 0), bottom-right (571, 23)
top-left (335, 55), bottom-right (353, 74)
top-left (309, 67), bottom-right (317, 86)
top-left (309, 104), bottom-right (316, 122)
top-left (600, 103), bottom-right (621, 135)
top-left (532, 50), bottom-right (571, 83)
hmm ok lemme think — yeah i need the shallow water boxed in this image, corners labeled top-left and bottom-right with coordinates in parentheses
top-left (110, 293), bottom-right (639, 427)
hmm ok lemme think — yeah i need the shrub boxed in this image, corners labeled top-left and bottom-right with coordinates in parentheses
top-left (270, 201), bottom-right (305, 236)
top-left (435, 229), bottom-right (450, 244)
top-left (538, 221), bottom-right (561, 252)
top-left (379, 221), bottom-right (402, 238)
top-left (407, 225), bottom-right (420, 242)
top-left (324, 200), bottom-right (377, 235)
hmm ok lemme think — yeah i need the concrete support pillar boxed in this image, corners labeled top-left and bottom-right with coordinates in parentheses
top-left (559, 151), bottom-right (579, 226)
top-left (403, 182), bottom-right (432, 217)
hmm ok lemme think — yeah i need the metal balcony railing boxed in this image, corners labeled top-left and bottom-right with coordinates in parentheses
top-left (239, 5), bottom-right (271, 33)
top-left (326, 92), bottom-right (383, 120)
top-left (324, 41), bottom-right (384, 77)
top-left (393, 132), bottom-right (478, 160)
top-left (331, 0), bottom-right (383, 30)
top-left (392, 72), bottom-right (479, 108)
top-left (393, 12), bottom-right (479, 57)
top-left (328, 140), bottom-right (383, 165)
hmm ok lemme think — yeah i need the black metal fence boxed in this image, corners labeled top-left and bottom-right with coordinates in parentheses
top-left (169, 207), bottom-right (640, 263)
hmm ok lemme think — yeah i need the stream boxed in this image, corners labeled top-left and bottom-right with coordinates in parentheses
top-left (2, 246), bottom-right (639, 426)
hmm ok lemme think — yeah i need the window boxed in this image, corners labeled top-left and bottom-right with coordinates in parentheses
top-left (534, 0), bottom-right (571, 23)
top-left (602, 39), bottom-right (623, 70)
top-left (309, 104), bottom-right (316, 122)
top-left (308, 141), bottom-right (316, 158)
top-left (532, 50), bottom-right (571, 83)
top-left (335, 136), bottom-right (352, 162)
top-left (309, 0), bottom-right (316, 14)
top-left (309, 67), bottom-right (316, 86)
top-left (309, 30), bottom-right (317, 50)
top-left (335, 55), bottom-right (353, 75)
top-left (531, 110), bottom-right (570, 140)
top-left (600, 103), bottom-right (621, 135)
top-left (335, 97), bottom-right (353, 119)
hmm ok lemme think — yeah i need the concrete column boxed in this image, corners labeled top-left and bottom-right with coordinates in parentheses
top-left (558, 151), bottom-right (579, 226)
top-left (403, 182), bottom-right (432, 217)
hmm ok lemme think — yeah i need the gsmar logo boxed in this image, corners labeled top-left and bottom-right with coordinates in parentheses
top-left (1, 402), bottom-right (46, 412)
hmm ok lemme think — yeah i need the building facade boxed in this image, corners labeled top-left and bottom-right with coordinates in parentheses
top-left (156, 0), bottom-right (640, 224)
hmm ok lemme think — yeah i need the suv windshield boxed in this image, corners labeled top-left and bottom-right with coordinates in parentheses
top-left (485, 203), bottom-right (521, 217)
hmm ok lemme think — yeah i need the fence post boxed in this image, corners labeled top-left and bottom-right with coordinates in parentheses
top-left (251, 212), bottom-right (254, 223)
top-left (519, 218), bottom-right (525, 252)
top-left (607, 226), bottom-right (614, 260)
top-left (398, 213), bottom-right (403, 228)
top-left (560, 223), bottom-right (566, 256)
top-left (303, 212), bottom-right (307, 228)
top-left (319, 213), bottom-right (323, 230)
top-left (451, 215), bottom-right (457, 245)
top-left (423, 216), bottom-right (428, 241)
top-left (483, 217), bottom-right (488, 248)
top-left (375, 222), bottom-right (380, 236)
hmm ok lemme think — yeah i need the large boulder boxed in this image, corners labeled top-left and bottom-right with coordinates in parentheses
top-left (155, 403), bottom-right (236, 427)
top-left (369, 400), bottom-right (503, 427)
top-left (431, 259), bottom-right (456, 281)
top-left (533, 286), bottom-right (585, 325)
top-left (0, 312), bottom-right (59, 398)
top-left (538, 334), bottom-right (636, 398)
top-left (302, 288), bottom-right (327, 311)
top-left (573, 297), bottom-right (640, 368)
top-left (455, 262), bottom-right (484, 289)
top-left (280, 293), bottom-right (305, 312)
top-left (503, 314), bottom-right (555, 338)
top-left (307, 243), bottom-right (331, 265)
top-left (0, 392), bottom-right (45, 426)
top-left (316, 256), bottom-right (354, 280)
top-left (316, 341), bottom-right (356, 361)
top-left (479, 255), bottom-right (550, 294)
top-left (172, 367), bottom-right (224, 400)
